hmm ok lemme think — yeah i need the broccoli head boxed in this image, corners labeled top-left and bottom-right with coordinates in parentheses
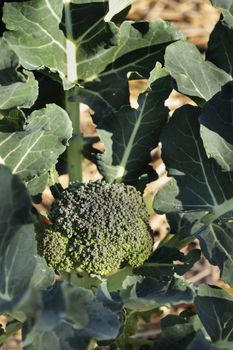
top-left (38, 180), bottom-right (154, 275)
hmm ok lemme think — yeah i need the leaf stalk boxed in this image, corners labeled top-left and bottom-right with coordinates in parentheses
top-left (64, 2), bottom-right (83, 182)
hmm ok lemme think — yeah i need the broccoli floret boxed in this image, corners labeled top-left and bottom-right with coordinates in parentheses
top-left (38, 180), bottom-right (153, 275)
top-left (37, 229), bottom-right (73, 271)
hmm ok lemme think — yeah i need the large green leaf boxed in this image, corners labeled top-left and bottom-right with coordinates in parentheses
top-left (3, 0), bottom-right (67, 85)
top-left (1, 0), bottom-right (184, 139)
top-left (167, 211), bottom-right (233, 285)
top-left (207, 20), bottom-right (233, 76)
top-left (3, 0), bottom-right (114, 85)
top-left (149, 245), bottom-right (201, 276)
top-left (63, 0), bottom-right (184, 82)
top-left (0, 225), bottom-right (38, 312)
top-left (96, 283), bottom-right (123, 314)
top-left (162, 211), bottom-right (233, 285)
top-left (0, 38), bottom-right (38, 127)
top-left (74, 19), bottom-right (184, 114)
top-left (195, 284), bottom-right (233, 349)
top-left (198, 221), bottom-right (233, 285)
top-left (153, 105), bottom-right (233, 285)
top-left (3, 0), bottom-right (183, 95)
top-left (0, 104), bottom-right (72, 194)
top-left (152, 313), bottom-right (217, 350)
top-left (61, 1), bottom-right (116, 82)
top-left (74, 18), bottom-right (183, 81)
top-left (166, 212), bottom-right (204, 241)
top-left (2, 0), bottom-right (184, 126)
top-left (154, 105), bottom-right (233, 215)
top-left (95, 66), bottom-right (172, 184)
top-left (23, 281), bottom-right (120, 349)
top-left (152, 330), bottom-right (218, 350)
top-left (165, 40), bottom-right (231, 101)
top-left (199, 81), bottom-right (233, 171)
top-left (74, 75), bottom-right (130, 117)
top-left (211, 0), bottom-right (233, 29)
top-left (23, 323), bottom-right (92, 350)
top-left (120, 267), bottom-right (194, 311)
top-left (135, 275), bottom-right (194, 305)
top-left (0, 165), bottom-right (54, 315)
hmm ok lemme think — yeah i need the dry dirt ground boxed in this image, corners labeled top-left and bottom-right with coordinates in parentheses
top-left (1, 1), bottom-right (224, 349)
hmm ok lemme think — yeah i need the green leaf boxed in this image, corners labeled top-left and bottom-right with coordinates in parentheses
top-left (23, 281), bottom-right (120, 349)
top-left (73, 15), bottom-right (184, 82)
top-left (198, 221), bottom-right (233, 285)
top-left (150, 312), bottom-right (217, 349)
top-left (61, 270), bottom-right (102, 290)
top-left (0, 225), bottom-right (38, 312)
top-left (152, 327), bottom-right (217, 350)
top-left (199, 81), bottom-right (233, 171)
top-left (161, 212), bottom-right (233, 285)
top-left (135, 276), bottom-right (194, 304)
top-left (23, 282), bottom-right (84, 349)
top-left (3, 0), bottom-right (183, 96)
top-left (165, 40), bottom-right (231, 101)
top-left (95, 67), bottom-right (172, 184)
top-left (0, 38), bottom-right (38, 126)
top-left (0, 104), bottom-right (72, 194)
top-left (3, 0), bottom-right (67, 85)
top-left (0, 2), bottom-right (5, 36)
top-left (26, 173), bottom-right (49, 196)
top-left (24, 324), bottom-right (98, 350)
top-left (74, 76), bottom-right (130, 118)
top-left (62, 1), bottom-right (115, 82)
top-left (153, 105), bottom-right (233, 284)
top-left (0, 38), bottom-right (38, 110)
top-left (96, 283), bottom-right (123, 314)
top-left (0, 109), bottom-right (25, 133)
top-left (149, 246), bottom-right (201, 275)
top-left (152, 324), bottom-right (195, 349)
top-left (174, 249), bottom-right (201, 275)
top-left (0, 165), bottom-right (54, 315)
top-left (211, 0), bottom-right (233, 29)
top-left (72, 19), bottom-right (184, 113)
top-left (105, 0), bottom-right (133, 21)
top-left (154, 105), bottom-right (233, 216)
top-left (106, 267), bottom-right (134, 292)
top-left (166, 212), bottom-right (204, 240)
top-left (195, 284), bottom-right (233, 349)
top-left (207, 20), bottom-right (233, 76)
top-left (120, 271), bottom-right (194, 311)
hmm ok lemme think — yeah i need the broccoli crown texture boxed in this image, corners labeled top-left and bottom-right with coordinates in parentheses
top-left (37, 229), bottom-right (73, 271)
top-left (39, 181), bottom-right (153, 275)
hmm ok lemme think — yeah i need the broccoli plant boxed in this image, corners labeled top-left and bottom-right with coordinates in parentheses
top-left (37, 181), bottom-right (153, 275)
top-left (1, 0), bottom-right (233, 349)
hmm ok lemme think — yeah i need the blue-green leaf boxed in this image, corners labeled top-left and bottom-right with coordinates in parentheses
top-left (0, 104), bottom-right (72, 194)
top-left (0, 165), bottom-right (54, 316)
top-left (195, 284), bottom-right (233, 349)
top-left (95, 66), bottom-right (172, 184)
top-left (165, 40), bottom-right (231, 101)
top-left (199, 81), bottom-right (233, 171)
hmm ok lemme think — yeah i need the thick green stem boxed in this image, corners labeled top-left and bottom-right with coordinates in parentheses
top-left (64, 1), bottom-right (83, 182)
top-left (66, 89), bottom-right (83, 182)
